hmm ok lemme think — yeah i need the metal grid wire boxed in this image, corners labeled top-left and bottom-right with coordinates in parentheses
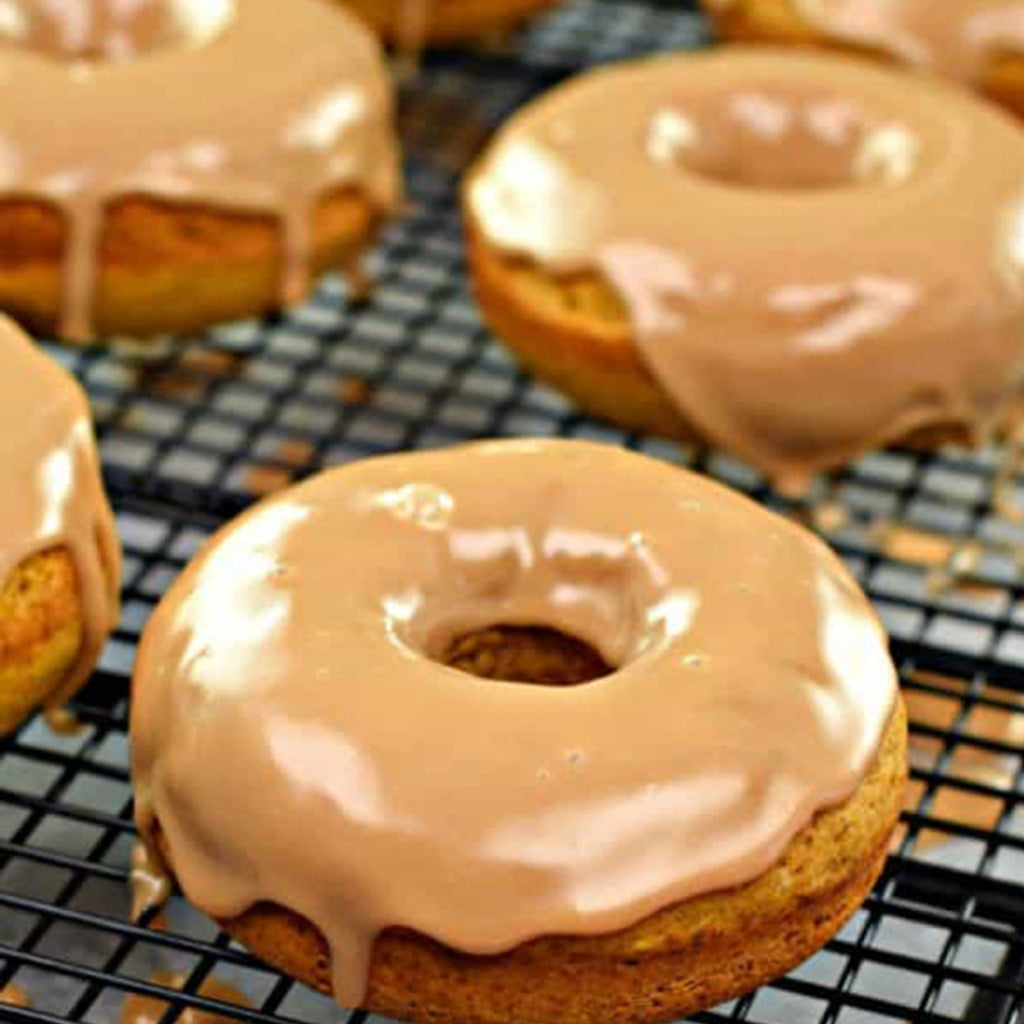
top-left (2, 1), bottom-right (1024, 1021)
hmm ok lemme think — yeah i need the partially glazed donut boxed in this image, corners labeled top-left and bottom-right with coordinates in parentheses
top-left (0, 0), bottom-right (401, 342)
top-left (702, 0), bottom-right (1024, 116)
top-left (132, 439), bottom-right (906, 1024)
top-left (0, 316), bottom-right (120, 734)
top-left (465, 48), bottom-right (1024, 489)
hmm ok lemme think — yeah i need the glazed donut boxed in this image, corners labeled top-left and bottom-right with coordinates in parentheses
top-left (342, 0), bottom-right (564, 45)
top-left (0, 316), bottom-right (120, 734)
top-left (465, 48), bottom-right (1024, 490)
top-left (132, 439), bottom-right (906, 1024)
top-left (0, 0), bottom-right (401, 343)
top-left (702, 0), bottom-right (1024, 116)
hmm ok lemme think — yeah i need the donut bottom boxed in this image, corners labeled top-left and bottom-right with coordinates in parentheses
top-left (0, 550), bottom-right (84, 736)
top-left (466, 226), bottom-right (981, 459)
top-left (702, 0), bottom-right (1024, 118)
top-left (340, 0), bottom-right (564, 43)
top-left (150, 678), bottom-right (906, 1024)
top-left (0, 188), bottom-right (382, 344)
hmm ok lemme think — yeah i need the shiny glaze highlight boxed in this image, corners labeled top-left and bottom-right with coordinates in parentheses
top-left (467, 49), bottom-right (1024, 487)
top-left (131, 439), bottom-right (897, 1007)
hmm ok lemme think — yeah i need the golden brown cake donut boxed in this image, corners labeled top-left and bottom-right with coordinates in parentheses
top-left (701, 0), bottom-right (1024, 117)
top-left (342, 0), bottom-right (564, 45)
top-left (132, 439), bottom-right (907, 1023)
top-left (0, 0), bottom-right (401, 343)
top-left (0, 317), bottom-right (121, 735)
top-left (465, 49), bottom-right (1024, 491)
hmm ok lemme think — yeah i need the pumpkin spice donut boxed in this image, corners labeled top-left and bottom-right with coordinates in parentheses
top-left (0, 0), bottom-right (401, 344)
top-left (132, 439), bottom-right (907, 1024)
top-left (701, 0), bottom-right (1024, 116)
top-left (0, 316), bottom-right (121, 735)
top-left (464, 48), bottom-right (1024, 491)
top-left (342, 0), bottom-right (565, 45)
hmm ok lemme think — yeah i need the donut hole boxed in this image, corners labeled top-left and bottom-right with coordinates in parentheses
top-left (381, 517), bottom-right (690, 686)
top-left (648, 88), bottom-right (919, 190)
top-left (438, 625), bottom-right (613, 687)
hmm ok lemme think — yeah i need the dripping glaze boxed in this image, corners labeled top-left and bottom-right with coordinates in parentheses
top-left (131, 439), bottom-right (897, 1007)
top-left (0, 0), bottom-right (401, 340)
top-left (467, 48), bottom-right (1024, 488)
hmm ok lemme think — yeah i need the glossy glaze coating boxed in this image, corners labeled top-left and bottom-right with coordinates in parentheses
top-left (0, 315), bottom-right (120, 714)
top-left (130, 841), bottom-right (171, 923)
top-left (132, 439), bottom-right (897, 1007)
top-left (705, 0), bottom-right (1024, 82)
top-left (0, 0), bottom-right (400, 340)
top-left (467, 49), bottom-right (1024, 487)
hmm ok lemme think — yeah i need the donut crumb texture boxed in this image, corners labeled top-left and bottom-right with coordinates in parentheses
top-left (0, 188), bottom-right (381, 341)
top-left (0, 548), bottom-right (83, 736)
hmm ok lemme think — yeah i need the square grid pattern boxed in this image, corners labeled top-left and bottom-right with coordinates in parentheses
top-left (2, 1), bottom-right (1024, 1022)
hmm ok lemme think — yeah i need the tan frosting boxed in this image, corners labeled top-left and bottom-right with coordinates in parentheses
top-left (467, 49), bottom-right (1024, 487)
top-left (0, 315), bottom-right (120, 715)
top-left (706, 0), bottom-right (1024, 82)
top-left (130, 840), bottom-right (172, 923)
top-left (0, 0), bottom-right (401, 341)
top-left (131, 438), bottom-right (897, 1007)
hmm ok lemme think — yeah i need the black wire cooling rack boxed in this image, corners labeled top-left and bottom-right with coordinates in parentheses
top-left (2, 2), bottom-right (1024, 1022)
